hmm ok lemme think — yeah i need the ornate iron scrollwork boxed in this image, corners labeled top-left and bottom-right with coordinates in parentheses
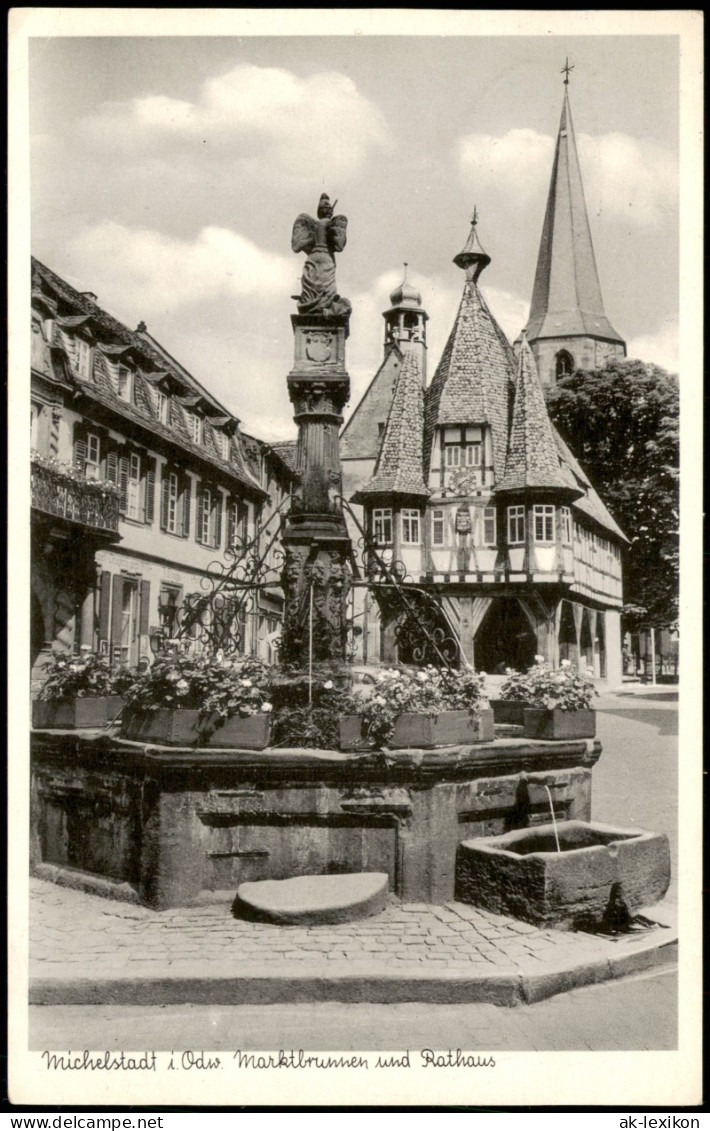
top-left (338, 497), bottom-right (464, 668)
top-left (154, 495), bottom-right (295, 657)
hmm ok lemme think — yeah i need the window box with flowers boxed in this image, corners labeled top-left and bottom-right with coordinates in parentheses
top-left (120, 652), bottom-right (273, 748)
top-left (32, 650), bottom-right (133, 729)
top-left (339, 666), bottom-right (493, 751)
top-left (496, 657), bottom-right (597, 739)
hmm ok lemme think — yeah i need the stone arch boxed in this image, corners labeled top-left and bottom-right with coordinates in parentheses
top-left (579, 608), bottom-right (594, 670)
top-left (555, 349), bottom-right (574, 381)
top-left (474, 597), bottom-right (537, 673)
top-left (558, 600), bottom-right (578, 665)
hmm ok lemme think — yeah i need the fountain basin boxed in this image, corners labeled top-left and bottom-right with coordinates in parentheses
top-left (456, 820), bottom-right (670, 929)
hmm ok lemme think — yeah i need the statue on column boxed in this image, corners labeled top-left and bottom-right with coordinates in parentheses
top-left (291, 194), bottom-right (352, 318)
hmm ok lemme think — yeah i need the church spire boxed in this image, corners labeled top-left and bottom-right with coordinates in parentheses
top-left (521, 71), bottom-right (625, 385)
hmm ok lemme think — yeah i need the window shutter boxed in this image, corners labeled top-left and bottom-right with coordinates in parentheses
top-left (214, 495), bottom-right (223, 549)
top-left (118, 454), bottom-right (129, 513)
top-left (105, 448), bottom-right (118, 485)
top-left (145, 462), bottom-right (155, 523)
top-left (182, 479), bottom-right (191, 537)
top-left (111, 574), bottom-right (124, 654)
top-left (73, 429), bottom-right (87, 474)
top-left (195, 486), bottom-right (204, 543)
top-left (139, 580), bottom-right (151, 636)
top-left (99, 571), bottom-right (111, 643)
top-left (227, 501), bottom-right (235, 549)
top-left (160, 472), bottom-right (169, 531)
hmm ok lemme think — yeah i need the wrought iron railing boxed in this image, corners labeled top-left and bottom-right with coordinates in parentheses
top-left (31, 461), bottom-right (120, 533)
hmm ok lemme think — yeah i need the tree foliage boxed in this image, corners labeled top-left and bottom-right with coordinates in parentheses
top-left (546, 359), bottom-right (679, 632)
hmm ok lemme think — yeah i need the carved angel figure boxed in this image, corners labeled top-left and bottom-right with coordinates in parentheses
top-left (291, 194), bottom-right (352, 318)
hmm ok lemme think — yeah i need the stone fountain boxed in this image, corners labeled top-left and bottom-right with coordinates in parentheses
top-left (30, 195), bottom-right (667, 926)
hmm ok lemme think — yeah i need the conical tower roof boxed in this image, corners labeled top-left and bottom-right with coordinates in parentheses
top-left (497, 336), bottom-right (580, 495)
top-left (352, 348), bottom-right (429, 500)
top-left (424, 221), bottom-right (516, 477)
top-left (523, 86), bottom-right (624, 345)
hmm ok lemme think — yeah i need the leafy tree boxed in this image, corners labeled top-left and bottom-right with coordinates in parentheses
top-left (546, 359), bottom-right (679, 633)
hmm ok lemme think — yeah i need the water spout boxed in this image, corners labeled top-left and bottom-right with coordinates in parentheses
top-left (543, 784), bottom-right (562, 853)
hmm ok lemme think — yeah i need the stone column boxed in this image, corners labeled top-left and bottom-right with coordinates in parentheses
top-left (280, 314), bottom-right (352, 667)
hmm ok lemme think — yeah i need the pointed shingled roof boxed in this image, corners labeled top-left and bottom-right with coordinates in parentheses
top-left (424, 277), bottom-right (516, 478)
top-left (352, 348), bottom-right (429, 500)
top-left (497, 336), bottom-right (578, 495)
top-left (523, 88), bottom-right (624, 345)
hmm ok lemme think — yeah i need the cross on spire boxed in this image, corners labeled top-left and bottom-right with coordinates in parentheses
top-left (561, 57), bottom-right (574, 85)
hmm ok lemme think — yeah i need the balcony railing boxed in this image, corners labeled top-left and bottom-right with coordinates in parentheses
top-left (31, 461), bottom-right (120, 534)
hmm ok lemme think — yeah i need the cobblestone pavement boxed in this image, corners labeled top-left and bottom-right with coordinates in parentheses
top-left (30, 877), bottom-right (675, 987)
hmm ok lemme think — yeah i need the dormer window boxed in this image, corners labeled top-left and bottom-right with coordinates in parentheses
top-left (187, 412), bottom-right (203, 445)
top-left (74, 337), bottom-right (92, 379)
top-left (219, 432), bottom-right (230, 460)
top-left (117, 365), bottom-right (134, 403)
top-left (156, 390), bottom-right (170, 425)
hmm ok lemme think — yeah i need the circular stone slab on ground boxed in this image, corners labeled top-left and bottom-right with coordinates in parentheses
top-left (233, 873), bottom-right (389, 925)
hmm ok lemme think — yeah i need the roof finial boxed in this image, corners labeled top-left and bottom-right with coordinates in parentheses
top-left (453, 210), bottom-right (491, 281)
top-left (561, 57), bottom-right (574, 85)
top-left (402, 262), bottom-right (408, 282)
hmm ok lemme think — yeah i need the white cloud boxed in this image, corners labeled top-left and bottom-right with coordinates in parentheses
top-left (67, 222), bottom-right (293, 314)
top-left (627, 320), bottom-right (679, 374)
top-left (457, 127), bottom-right (677, 228)
top-left (458, 128), bottom-right (554, 204)
top-left (81, 64), bottom-right (388, 182)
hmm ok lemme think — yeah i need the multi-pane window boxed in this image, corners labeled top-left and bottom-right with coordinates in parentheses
top-left (166, 473), bottom-right (179, 534)
top-left (75, 338), bottom-right (92, 379)
top-left (401, 509), bottom-right (420, 545)
top-left (159, 585), bottom-right (181, 638)
top-left (534, 504), bottom-right (555, 543)
top-left (227, 499), bottom-right (249, 549)
top-left (465, 443), bottom-right (482, 467)
top-left (31, 402), bottom-right (41, 450)
top-left (507, 505), bottom-right (526, 545)
top-left (431, 509), bottom-right (445, 546)
top-left (196, 485), bottom-right (223, 548)
top-left (560, 506), bottom-right (572, 544)
top-left (188, 412), bottom-right (203, 445)
top-left (156, 391), bottom-right (170, 425)
top-left (219, 432), bottom-right (230, 460)
top-left (117, 366), bottom-right (133, 402)
top-left (85, 433), bottom-right (101, 480)
top-left (373, 508), bottom-right (393, 546)
top-left (445, 445), bottom-right (461, 467)
top-left (483, 507), bottom-right (497, 546)
top-left (126, 453), bottom-right (142, 520)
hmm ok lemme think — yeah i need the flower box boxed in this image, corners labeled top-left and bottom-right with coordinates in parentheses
top-left (339, 715), bottom-right (372, 752)
top-left (490, 699), bottom-right (528, 726)
top-left (522, 707), bottom-right (596, 740)
top-left (390, 708), bottom-right (495, 749)
top-left (32, 696), bottom-right (125, 730)
top-left (120, 708), bottom-right (271, 749)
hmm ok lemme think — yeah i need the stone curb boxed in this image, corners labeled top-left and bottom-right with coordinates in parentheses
top-left (30, 934), bottom-right (677, 1009)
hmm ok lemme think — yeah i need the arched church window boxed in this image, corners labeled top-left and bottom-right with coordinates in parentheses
top-left (555, 350), bottom-right (574, 381)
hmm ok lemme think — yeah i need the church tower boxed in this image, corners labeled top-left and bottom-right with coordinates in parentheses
top-left (520, 64), bottom-right (626, 386)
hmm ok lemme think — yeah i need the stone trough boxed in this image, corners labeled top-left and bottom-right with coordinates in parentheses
top-left (456, 820), bottom-right (671, 930)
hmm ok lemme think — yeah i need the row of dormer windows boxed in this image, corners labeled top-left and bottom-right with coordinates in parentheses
top-left (56, 327), bottom-right (235, 464)
top-left (370, 505), bottom-right (576, 548)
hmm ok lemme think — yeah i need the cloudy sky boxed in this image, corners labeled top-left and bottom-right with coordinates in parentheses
top-left (29, 27), bottom-right (680, 441)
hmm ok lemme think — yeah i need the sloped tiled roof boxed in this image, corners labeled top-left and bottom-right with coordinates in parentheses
top-left (267, 440), bottom-right (298, 474)
top-left (31, 257), bottom-right (266, 497)
top-left (424, 278), bottom-right (516, 477)
top-left (554, 431), bottom-right (629, 542)
top-left (353, 349), bottom-right (429, 499)
top-left (496, 336), bottom-right (573, 493)
top-left (523, 89), bottom-right (624, 346)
